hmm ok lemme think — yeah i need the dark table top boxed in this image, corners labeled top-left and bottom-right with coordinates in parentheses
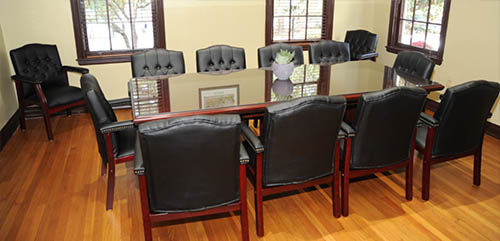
top-left (130, 61), bottom-right (444, 124)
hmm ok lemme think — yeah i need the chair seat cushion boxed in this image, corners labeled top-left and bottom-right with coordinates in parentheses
top-left (28, 86), bottom-right (84, 108)
top-left (116, 127), bottom-right (136, 159)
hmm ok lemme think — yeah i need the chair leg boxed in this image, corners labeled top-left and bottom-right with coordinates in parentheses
top-left (406, 161), bottom-right (413, 201)
top-left (333, 140), bottom-right (341, 218)
top-left (473, 147), bottom-right (482, 186)
top-left (139, 176), bottom-right (153, 241)
top-left (18, 103), bottom-right (26, 130)
top-left (106, 161), bottom-right (115, 210)
top-left (41, 105), bottom-right (54, 141)
top-left (255, 153), bottom-right (264, 237)
top-left (14, 81), bottom-right (26, 130)
top-left (239, 165), bottom-right (249, 241)
top-left (422, 160), bottom-right (431, 201)
top-left (342, 137), bottom-right (352, 217)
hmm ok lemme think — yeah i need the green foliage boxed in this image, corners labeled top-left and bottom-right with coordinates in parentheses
top-left (275, 49), bottom-right (296, 65)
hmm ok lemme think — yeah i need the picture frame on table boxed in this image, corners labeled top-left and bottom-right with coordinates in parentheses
top-left (199, 85), bottom-right (240, 109)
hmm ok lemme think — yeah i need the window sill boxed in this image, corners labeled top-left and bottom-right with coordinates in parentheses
top-left (77, 54), bottom-right (132, 65)
top-left (386, 45), bottom-right (443, 65)
top-left (272, 40), bottom-right (324, 51)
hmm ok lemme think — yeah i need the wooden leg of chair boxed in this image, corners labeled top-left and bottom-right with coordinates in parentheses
top-left (255, 153), bottom-right (264, 237)
top-left (239, 165), bottom-right (249, 241)
top-left (473, 146), bottom-right (482, 186)
top-left (19, 103), bottom-right (26, 130)
top-left (342, 138), bottom-right (352, 217)
top-left (41, 107), bottom-right (54, 141)
top-left (422, 160), bottom-right (431, 201)
top-left (15, 81), bottom-right (26, 130)
top-left (333, 140), bottom-right (341, 218)
top-left (139, 176), bottom-right (153, 241)
top-left (406, 130), bottom-right (415, 201)
top-left (106, 160), bottom-right (115, 210)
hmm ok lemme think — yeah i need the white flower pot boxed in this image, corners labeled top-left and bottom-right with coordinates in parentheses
top-left (271, 62), bottom-right (295, 80)
top-left (272, 79), bottom-right (294, 96)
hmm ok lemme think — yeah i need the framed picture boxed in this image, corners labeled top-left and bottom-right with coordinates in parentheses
top-left (199, 85), bottom-right (240, 109)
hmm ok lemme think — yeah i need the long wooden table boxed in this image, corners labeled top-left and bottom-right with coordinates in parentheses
top-left (130, 61), bottom-right (444, 124)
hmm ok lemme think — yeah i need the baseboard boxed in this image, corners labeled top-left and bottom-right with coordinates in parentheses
top-left (0, 110), bottom-right (20, 152)
top-left (425, 98), bottom-right (500, 140)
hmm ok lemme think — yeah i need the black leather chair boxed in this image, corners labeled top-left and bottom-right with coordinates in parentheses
top-left (10, 43), bottom-right (89, 140)
top-left (393, 51), bottom-right (435, 80)
top-left (196, 45), bottom-right (246, 72)
top-left (309, 40), bottom-right (351, 64)
top-left (134, 115), bottom-right (249, 241)
top-left (344, 30), bottom-right (379, 61)
top-left (341, 87), bottom-right (427, 216)
top-left (242, 96), bottom-right (346, 236)
top-left (257, 43), bottom-right (304, 68)
top-left (80, 74), bottom-right (135, 210)
top-left (416, 80), bottom-right (500, 200)
top-left (131, 48), bottom-right (185, 77)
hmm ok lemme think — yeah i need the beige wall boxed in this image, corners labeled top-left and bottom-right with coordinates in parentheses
top-left (372, 0), bottom-right (500, 125)
top-left (0, 0), bottom-right (498, 127)
top-left (0, 24), bottom-right (18, 128)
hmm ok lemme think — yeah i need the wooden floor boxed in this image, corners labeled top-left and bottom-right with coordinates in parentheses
top-left (1, 109), bottom-right (499, 241)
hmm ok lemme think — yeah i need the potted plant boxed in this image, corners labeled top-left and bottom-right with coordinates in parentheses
top-left (271, 49), bottom-right (296, 80)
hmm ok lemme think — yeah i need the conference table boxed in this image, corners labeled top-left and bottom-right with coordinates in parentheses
top-left (130, 61), bottom-right (444, 124)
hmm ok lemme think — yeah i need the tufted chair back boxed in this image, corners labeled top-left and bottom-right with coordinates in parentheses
top-left (351, 87), bottom-right (427, 169)
top-left (196, 45), bottom-right (246, 73)
top-left (259, 96), bottom-right (346, 187)
top-left (430, 81), bottom-right (500, 157)
top-left (131, 48), bottom-right (185, 77)
top-left (309, 40), bottom-right (351, 64)
top-left (80, 74), bottom-right (118, 165)
top-left (137, 114), bottom-right (242, 212)
top-left (257, 43), bottom-right (304, 68)
top-left (10, 43), bottom-right (67, 98)
top-left (393, 51), bottom-right (435, 80)
top-left (344, 30), bottom-right (378, 60)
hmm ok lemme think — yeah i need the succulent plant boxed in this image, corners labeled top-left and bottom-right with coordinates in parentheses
top-left (274, 49), bottom-right (295, 65)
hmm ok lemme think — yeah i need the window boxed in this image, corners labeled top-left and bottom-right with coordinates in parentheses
top-left (387, 0), bottom-right (451, 65)
top-left (70, 0), bottom-right (165, 65)
top-left (266, 0), bottom-right (334, 48)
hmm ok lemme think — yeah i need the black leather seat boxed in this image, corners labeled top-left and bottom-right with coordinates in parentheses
top-left (344, 30), bottom-right (379, 61)
top-left (80, 74), bottom-right (135, 210)
top-left (393, 51), bottom-right (435, 80)
top-left (309, 40), bottom-right (350, 64)
top-left (10, 43), bottom-right (89, 140)
top-left (242, 96), bottom-right (346, 236)
top-left (134, 115), bottom-right (249, 241)
top-left (131, 48), bottom-right (185, 77)
top-left (340, 87), bottom-right (427, 216)
top-left (416, 80), bottom-right (500, 200)
top-left (196, 45), bottom-right (246, 72)
top-left (257, 43), bottom-right (304, 68)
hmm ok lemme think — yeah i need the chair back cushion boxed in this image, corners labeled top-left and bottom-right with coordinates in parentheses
top-left (309, 40), bottom-right (350, 64)
top-left (351, 87), bottom-right (427, 169)
top-left (261, 96), bottom-right (346, 187)
top-left (10, 43), bottom-right (67, 97)
top-left (196, 45), bottom-right (246, 72)
top-left (131, 48), bottom-right (185, 77)
top-left (344, 30), bottom-right (378, 60)
top-left (432, 80), bottom-right (500, 157)
top-left (138, 115), bottom-right (242, 213)
top-left (258, 43), bottom-right (304, 68)
top-left (80, 74), bottom-right (118, 164)
top-left (393, 51), bottom-right (435, 79)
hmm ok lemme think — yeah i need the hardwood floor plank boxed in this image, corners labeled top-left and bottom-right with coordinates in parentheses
top-left (0, 110), bottom-right (499, 241)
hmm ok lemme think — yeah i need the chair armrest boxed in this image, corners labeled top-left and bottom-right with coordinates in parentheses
top-left (241, 124), bottom-right (264, 153)
top-left (240, 143), bottom-right (249, 165)
top-left (340, 122), bottom-right (355, 137)
top-left (134, 135), bottom-right (144, 175)
top-left (419, 112), bottom-right (439, 128)
top-left (62, 65), bottom-right (89, 74)
top-left (11, 75), bottom-right (42, 84)
top-left (100, 120), bottom-right (135, 134)
top-left (357, 52), bottom-right (379, 60)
